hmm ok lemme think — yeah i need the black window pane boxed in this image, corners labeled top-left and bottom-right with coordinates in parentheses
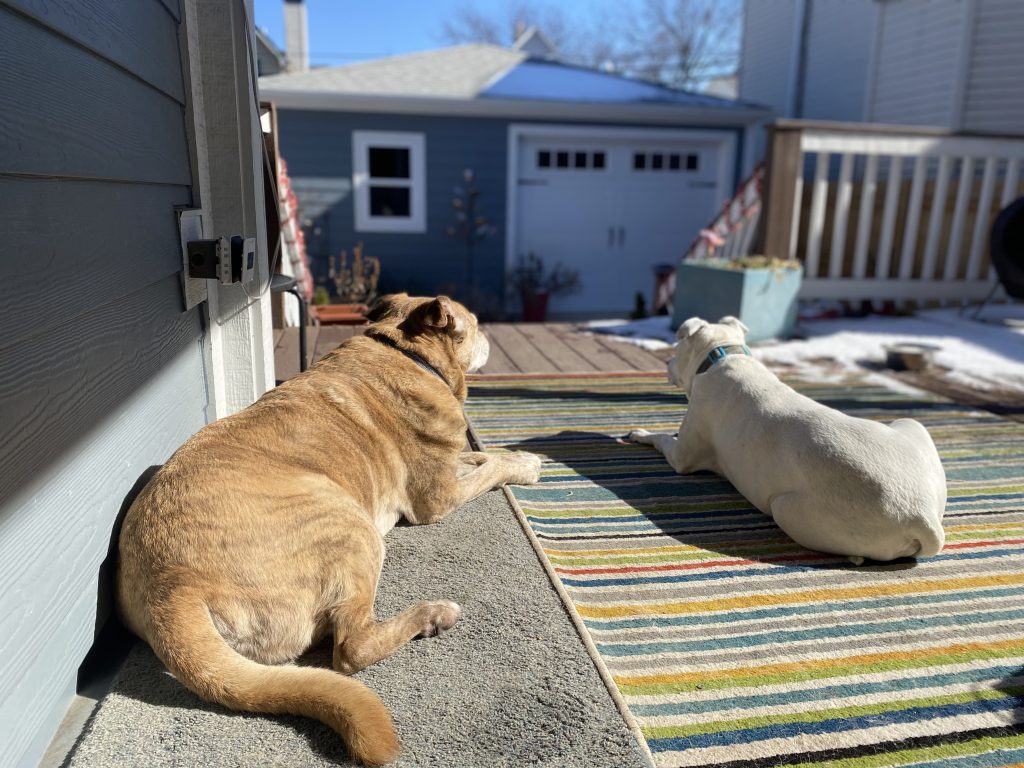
top-left (592, 152), bottom-right (605, 169)
top-left (651, 153), bottom-right (664, 170)
top-left (633, 153), bottom-right (646, 170)
top-left (369, 186), bottom-right (411, 217)
top-left (538, 150), bottom-right (551, 168)
top-left (669, 153), bottom-right (681, 170)
top-left (686, 153), bottom-right (699, 171)
top-left (574, 151), bottom-right (588, 168)
top-left (368, 147), bottom-right (410, 179)
top-left (556, 151), bottom-right (570, 168)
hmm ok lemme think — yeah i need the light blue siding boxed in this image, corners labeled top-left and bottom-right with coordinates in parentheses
top-left (277, 109), bottom-right (748, 313)
top-left (0, 1), bottom-right (208, 765)
top-left (277, 111), bottom-right (510, 305)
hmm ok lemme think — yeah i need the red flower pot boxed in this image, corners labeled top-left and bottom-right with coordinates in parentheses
top-left (314, 303), bottom-right (369, 325)
top-left (521, 291), bottom-right (549, 322)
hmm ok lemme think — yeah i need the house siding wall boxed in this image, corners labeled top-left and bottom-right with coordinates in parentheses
top-left (738, 0), bottom-right (873, 162)
top-left (738, 0), bottom-right (797, 161)
top-left (962, 0), bottom-right (1024, 134)
top-left (868, 0), bottom-right (965, 127)
top-left (276, 110), bottom-right (511, 308)
top-left (276, 110), bottom-right (749, 312)
top-left (801, 2), bottom-right (874, 122)
top-left (739, 0), bottom-right (798, 117)
top-left (0, 2), bottom-right (208, 766)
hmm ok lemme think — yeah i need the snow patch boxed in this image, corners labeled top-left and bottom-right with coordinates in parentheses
top-left (586, 308), bottom-right (1024, 394)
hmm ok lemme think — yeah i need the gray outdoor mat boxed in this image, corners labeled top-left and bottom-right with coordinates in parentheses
top-left (66, 489), bottom-right (647, 767)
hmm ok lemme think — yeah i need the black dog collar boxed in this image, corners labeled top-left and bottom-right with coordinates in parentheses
top-left (372, 334), bottom-right (451, 389)
top-left (695, 344), bottom-right (752, 376)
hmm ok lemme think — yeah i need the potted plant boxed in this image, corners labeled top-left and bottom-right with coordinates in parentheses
top-left (507, 253), bottom-right (581, 322)
top-left (672, 255), bottom-right (803, 342)
top-left (312, 285), bottom-right (330, 307)
top-left (318, 243), bottom-right (380, 324)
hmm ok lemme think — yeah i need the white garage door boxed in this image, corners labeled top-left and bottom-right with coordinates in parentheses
top-left (511, 126), bottom-right (735, 316)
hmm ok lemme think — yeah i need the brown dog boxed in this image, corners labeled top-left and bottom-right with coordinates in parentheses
top-left (116, 294), bottom-right (541, 764)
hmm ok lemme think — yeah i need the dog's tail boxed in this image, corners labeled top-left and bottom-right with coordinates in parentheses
top-left (148, 587), bottom-right (399, 765)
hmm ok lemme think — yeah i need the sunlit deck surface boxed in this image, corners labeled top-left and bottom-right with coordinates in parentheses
top-left (273, 323), bottom-right (1024, 423)
top-left (273, 322), bottom-right (672, 382)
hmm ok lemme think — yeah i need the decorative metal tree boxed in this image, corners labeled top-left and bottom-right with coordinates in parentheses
top-left (446, 168), bottom-right (495, 291)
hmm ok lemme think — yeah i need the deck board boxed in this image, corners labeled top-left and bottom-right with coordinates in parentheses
top-left (315, 325), bottom-right (364, 360)
top-left (513, 323), bottom-right (598, 372)
top-left (478, 333), bottom-right (518, 374)
top-left (481, 324), bottom-right (560, 373)
top-left (590, 333), bottom-right (668, 371)
top-left (545, 326), bottom-right (634, 372)
top-left (274, 322), bottom-right (669, 379)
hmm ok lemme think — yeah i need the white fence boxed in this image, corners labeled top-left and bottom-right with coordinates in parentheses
top-left (762, 121), bottom-right (1024, 302)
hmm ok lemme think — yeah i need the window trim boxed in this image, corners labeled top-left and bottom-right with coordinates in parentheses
top-left (352, 131), bottom-right (426, 233)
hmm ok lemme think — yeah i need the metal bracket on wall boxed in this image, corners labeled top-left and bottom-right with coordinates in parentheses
top-left (177, 207), bottom-right (209, 311)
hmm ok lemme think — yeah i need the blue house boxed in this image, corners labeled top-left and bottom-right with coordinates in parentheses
top-left (260, 40), bottom-right (768, 317)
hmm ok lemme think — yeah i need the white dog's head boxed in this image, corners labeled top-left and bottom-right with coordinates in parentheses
top-left (667, 315), bottom-right (749, 391)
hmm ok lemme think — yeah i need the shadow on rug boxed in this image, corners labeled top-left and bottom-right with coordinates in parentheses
top-left (467, 372), bottom-right (1024, 768)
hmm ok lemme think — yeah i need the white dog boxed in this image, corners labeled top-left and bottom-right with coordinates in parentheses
top-left (628, 316), bottom-right (946, 564)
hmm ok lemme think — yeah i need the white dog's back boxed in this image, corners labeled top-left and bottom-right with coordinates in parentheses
top-left (706, 365), bottom-right (947, 562)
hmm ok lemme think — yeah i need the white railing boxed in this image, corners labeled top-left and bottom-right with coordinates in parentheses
top-left (761, 121), bottom-right (1024, 302)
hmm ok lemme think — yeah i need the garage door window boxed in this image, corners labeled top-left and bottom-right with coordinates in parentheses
top-left (536, 149), bottom-right (606, 171)
top-left (353, 131), bottom-right (425, 232)
top-left (632, 151), bottom-right (700, 172)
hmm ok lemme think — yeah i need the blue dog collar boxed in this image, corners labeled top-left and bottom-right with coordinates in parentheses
top-left (695, 344), bottom-right (751, 375)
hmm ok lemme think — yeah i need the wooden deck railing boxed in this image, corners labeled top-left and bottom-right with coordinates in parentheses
top-left (760, 120), bottom-right (1024, 301)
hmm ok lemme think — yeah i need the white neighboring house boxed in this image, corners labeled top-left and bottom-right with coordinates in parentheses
top-left (740, 0), bottom-right (1024, 159)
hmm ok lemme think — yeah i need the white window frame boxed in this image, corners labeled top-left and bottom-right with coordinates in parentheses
top-left (352, 131), bottom-right (426, 233)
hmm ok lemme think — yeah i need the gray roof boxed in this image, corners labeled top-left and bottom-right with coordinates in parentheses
top-left (259, 44), bottom-right (525, 99)
top-left (258, 43), bottom-right (769, 123)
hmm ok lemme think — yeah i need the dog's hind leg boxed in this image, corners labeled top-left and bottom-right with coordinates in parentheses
top-left (331, 575), bottom-right (461, 675)
top-left (769, 492), bottom-right (865, 564)
top-left (325, 515), bottom-right (461, 675)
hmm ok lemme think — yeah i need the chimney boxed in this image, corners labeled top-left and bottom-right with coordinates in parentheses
top-left (283, 0), bottom-right (309, 73)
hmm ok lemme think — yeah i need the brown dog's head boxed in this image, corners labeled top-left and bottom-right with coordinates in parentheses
top-left (367, 293), bottom-right (490, 373)
top-left (668, 315), bottom-right (749, 391)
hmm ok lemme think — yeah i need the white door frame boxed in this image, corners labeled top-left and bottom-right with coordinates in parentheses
top-left (505, 123), bottom-right (738, 282)
top-left (180, 0), bottom-right (275, 419)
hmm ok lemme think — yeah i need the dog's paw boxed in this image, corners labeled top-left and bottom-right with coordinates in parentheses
top-left (415, 600), bottom-right (462, 638)
top-left (847, 555), bottom-right (865, 566)
top-left (626, 428), bottom-right (653, 444)
top-left (506, 451), bottom-right (542, 485)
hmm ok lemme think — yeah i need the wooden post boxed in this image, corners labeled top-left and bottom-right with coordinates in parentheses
top-left (760, 123), bottom-right (803, 260)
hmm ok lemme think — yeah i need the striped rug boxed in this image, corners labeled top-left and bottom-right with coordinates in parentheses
top-left (465, 372), bottom-right (1024, 768)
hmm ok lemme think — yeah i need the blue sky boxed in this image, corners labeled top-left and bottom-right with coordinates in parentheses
top-left (254, 0), bottom-right (603, 66)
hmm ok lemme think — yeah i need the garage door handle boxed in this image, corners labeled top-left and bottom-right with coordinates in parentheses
top-left (608, 226), bottom-right (615, 247)
top-left (518, 178), bottom-right (548, 186)
top-left (617, 226), bottom-right (626, 248)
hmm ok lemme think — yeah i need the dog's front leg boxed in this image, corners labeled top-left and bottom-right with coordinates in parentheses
top-left (452, 451), bottom-right (541, 506)
top-left (628, 424), bottom-right (703, 475)
top-left (408, 451), bottom-right (541, 525)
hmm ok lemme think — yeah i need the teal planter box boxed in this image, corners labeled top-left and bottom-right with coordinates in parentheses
top-left (672, 261), bottom-right (803, 342)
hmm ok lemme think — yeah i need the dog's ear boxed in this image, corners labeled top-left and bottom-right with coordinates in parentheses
top-left (718, 315), bottom-right (750, 336)
top-left (677, 317), bottom-right (708, 340)
top-left (365, 292), bottom-right (409, 322)
top-left (420, 296), bottom-right (467, 337)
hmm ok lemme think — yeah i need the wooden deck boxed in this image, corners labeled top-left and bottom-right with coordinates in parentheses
top-left (273, 322), bottom-right (1024, 424)
top-left (273, 322), bottom-right (671, 382)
